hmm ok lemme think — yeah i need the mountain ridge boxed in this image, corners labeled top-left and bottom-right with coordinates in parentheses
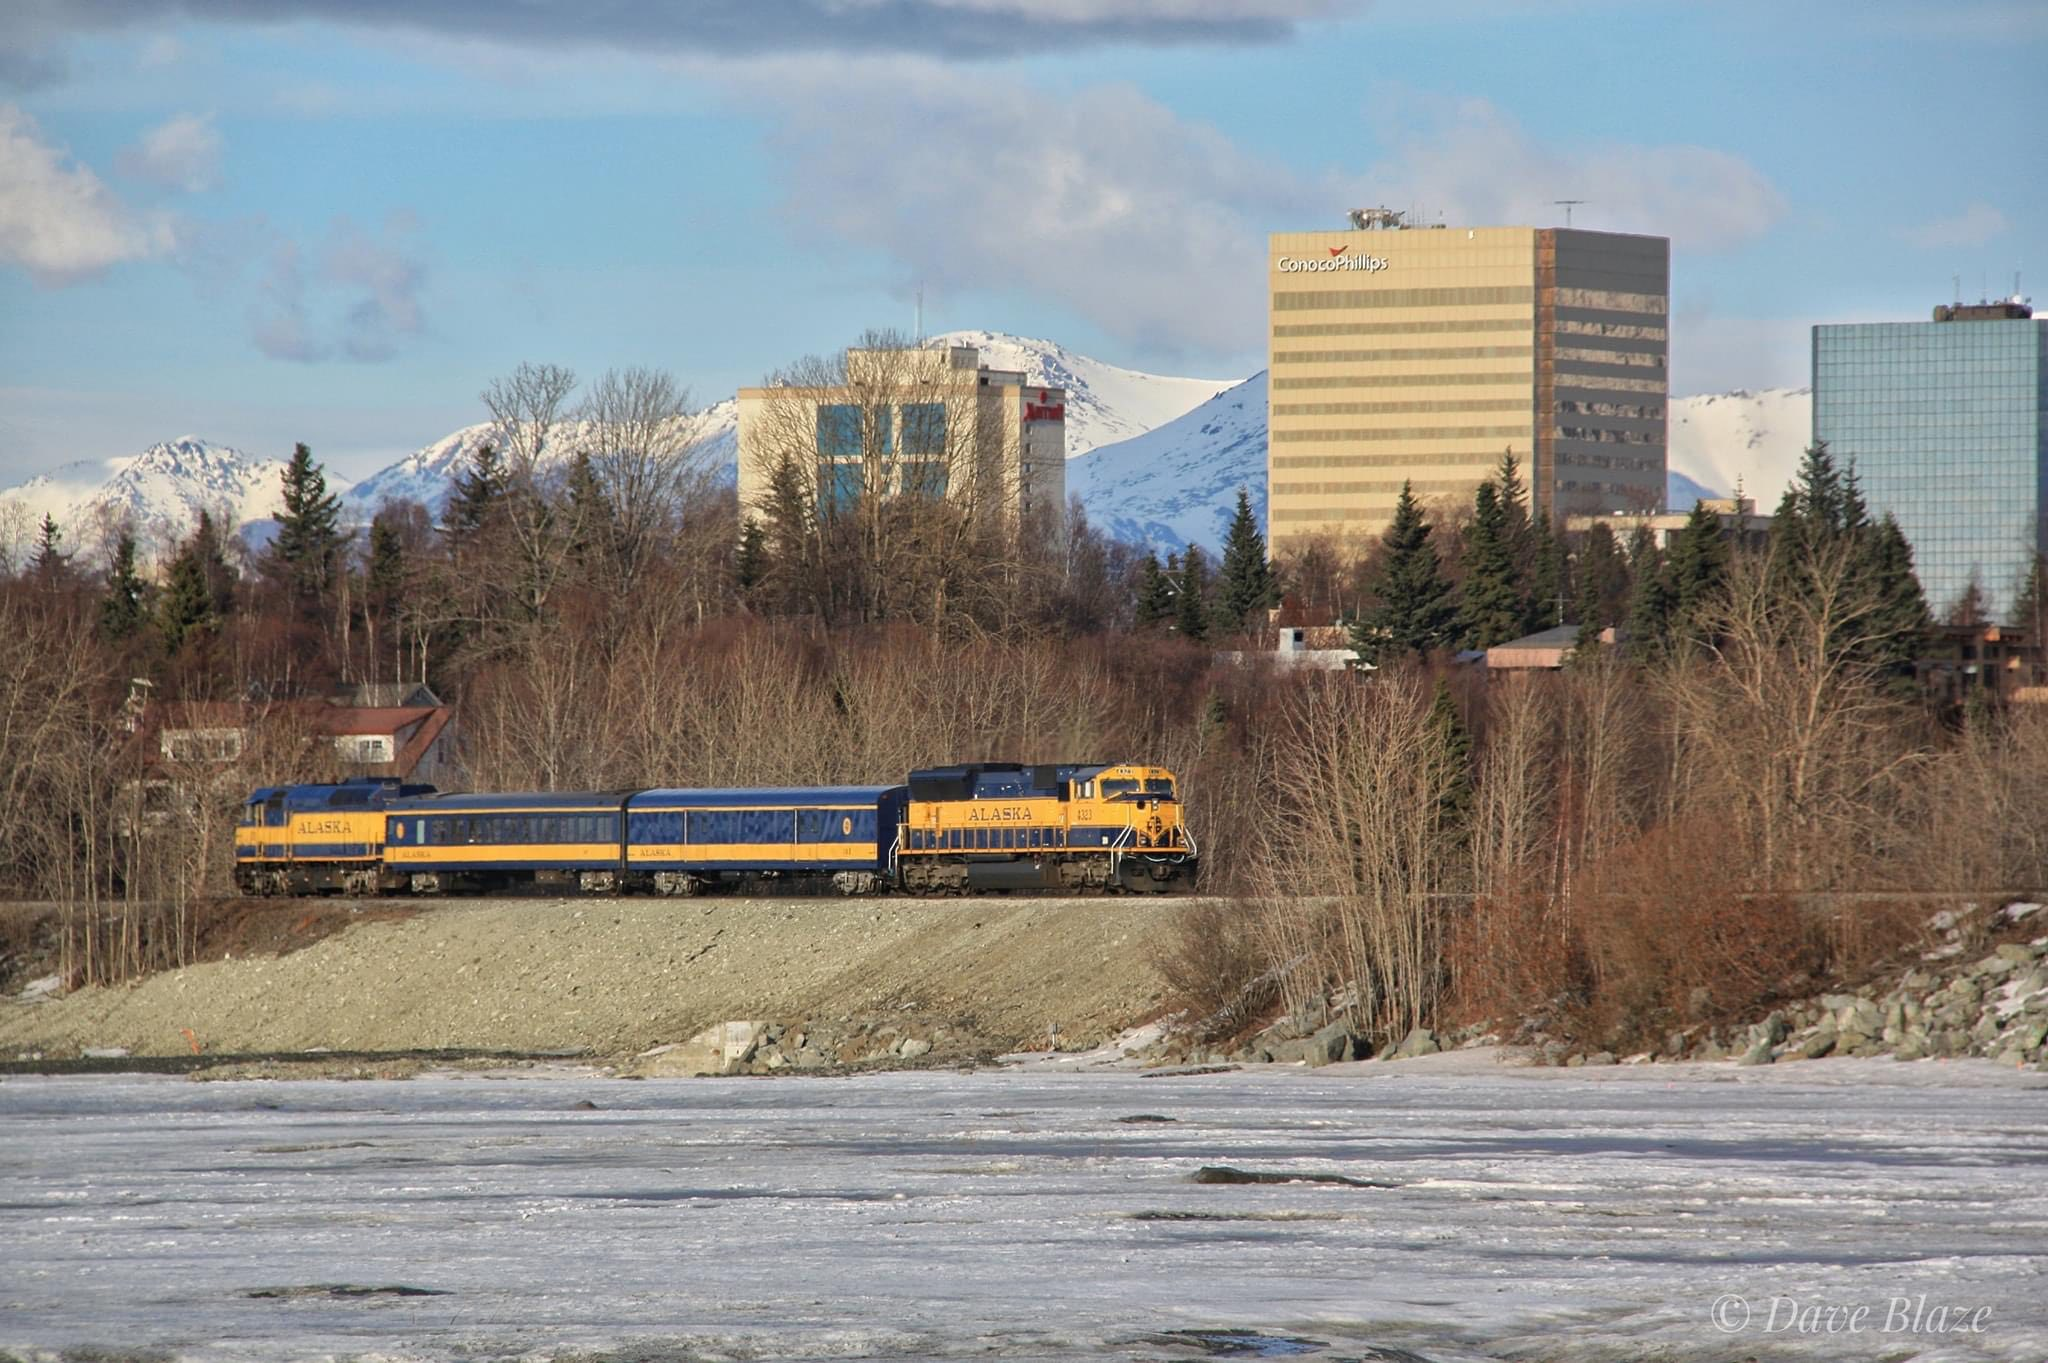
top-left (2, 335), bottom-right (1812, 563)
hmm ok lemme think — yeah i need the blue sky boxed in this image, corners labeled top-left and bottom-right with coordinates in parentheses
top-left (1, 0), bottom-right (2042, 485)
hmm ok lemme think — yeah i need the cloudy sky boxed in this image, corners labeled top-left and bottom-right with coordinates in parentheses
top-left (1, 0), bottom-right (2043, 484)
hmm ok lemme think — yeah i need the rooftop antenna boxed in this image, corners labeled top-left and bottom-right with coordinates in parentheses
top-left (1554, 199), bottom-right (1586, 228)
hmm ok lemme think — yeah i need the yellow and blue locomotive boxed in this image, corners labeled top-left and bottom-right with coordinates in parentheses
top-left (233, 761), bottom-right (1196, 896)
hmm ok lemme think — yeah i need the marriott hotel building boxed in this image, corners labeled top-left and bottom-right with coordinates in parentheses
top-left (1266, 220), bottom-right (1669, 544)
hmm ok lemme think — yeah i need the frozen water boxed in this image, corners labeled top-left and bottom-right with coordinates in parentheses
top-left (2, 1059), bottom-right (2043, 1361)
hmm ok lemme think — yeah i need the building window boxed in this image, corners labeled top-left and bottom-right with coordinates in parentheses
top-left (901, 402), bottom-right (946, 455)
top-left (818, 462), bottom-right (864, 513)
top-left (817, 404), bottom-right (861, 458)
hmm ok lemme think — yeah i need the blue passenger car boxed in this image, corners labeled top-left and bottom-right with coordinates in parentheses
top-left (382, 789), bottom-right (636, 893)
top-left (624, 785), bottom-right (908, 894)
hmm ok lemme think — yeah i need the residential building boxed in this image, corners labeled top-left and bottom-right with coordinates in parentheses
top-left (1267, 210), bottom-right (1668, 545)
top-left (735, 343), bottom-right (1064, 525)
top-left (1813, 298), bottom-right (2047, 622)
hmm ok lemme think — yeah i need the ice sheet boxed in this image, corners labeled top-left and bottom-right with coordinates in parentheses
top-left (2, 1059), bottom-right (2043, 1362)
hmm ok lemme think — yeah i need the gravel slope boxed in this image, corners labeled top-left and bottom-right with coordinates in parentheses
top-left (0, 896), bottom-right (1191, 1063)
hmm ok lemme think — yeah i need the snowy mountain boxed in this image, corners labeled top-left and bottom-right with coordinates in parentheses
top-left (1069, 373), bottom-right (1267, 552)
top-left (0, 437), bottom-right (314, 563)
top-left (340, 402), bottom-right (739, 522)
top-left (1668, 387), bottom-right (1811, 507)
top-left (1, 338), bottom-right (1814, 570)
top-left (1074, 385), bottom-right (1818, 555)
top-left (929, 330), bottom-right (1237, 458)
top-left (337, 333), bottom-right (1229, 521)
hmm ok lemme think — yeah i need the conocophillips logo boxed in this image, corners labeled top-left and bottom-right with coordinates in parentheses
top-left (1276, 245), bottom-right (1389, 273)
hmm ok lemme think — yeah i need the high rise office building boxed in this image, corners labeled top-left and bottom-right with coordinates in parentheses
top-left (1266, 212), bottom-right (1669, 545)
top-left (1812, 299), bottom-right (2047, 622)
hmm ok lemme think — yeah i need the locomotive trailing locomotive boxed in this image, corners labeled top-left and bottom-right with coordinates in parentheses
top-left (234, 762), bottom-right (1196, 897)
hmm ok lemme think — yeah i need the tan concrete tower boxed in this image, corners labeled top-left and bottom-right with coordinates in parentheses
top-left (1266, 213), bottom-right (1668, 544)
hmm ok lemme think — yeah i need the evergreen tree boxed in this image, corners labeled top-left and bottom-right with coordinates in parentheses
top-left (267, 442), bottom-right (344, 605)
top-left (365, 515), bottom-right (406, 616)
top-left (1526, 510), bottom-right (1566, 632)
top-left (1457, 480), bottom-right (1525, 648)
top-left (1133, 550), bottom-right (1174, 628)
top-left (98, 530), bottom-right (148, 641)
top-left (1216, 488), bottom-right (1275, 635)
top-left (158, 511), bottom-right (236, 657)
top-left (1174, 544), bottom-right (1211, 642)
top-left (444, 442), bottom-right (506, 542)
top-left (1572, 522), bottom-right (1630, 630)
top-left (759, 452), bottom-right (818, 614)
top-left (1494, 448), bottom-right (1533, 580)
top-left (1858, 513), bottom-right (1930, 684)
top-left (1622, 524), bottom-right (1671, 661)
top-left (1664, 501), bottom-right (1730, 642)
top-left (734, 517), bottom-right (768, 595)
top-left (1943, 572), bottom-right (1989, 627)
top-left (2014, 553), bottom-right (2048, 640)
top-left (29, 513), bottom-right (69, 587)
top-left (563, 449), bottom-right (611, 573)
top-left (1351, 480), bottom-right (1459, 664)
top-left (1426, 677), bottom-right (1474, 835)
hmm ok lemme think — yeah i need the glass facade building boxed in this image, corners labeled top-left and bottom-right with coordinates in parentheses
top-left (1812, 313), bottom-right (2048, 622)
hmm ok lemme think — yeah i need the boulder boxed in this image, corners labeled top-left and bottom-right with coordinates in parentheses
top-left (1737, 1039), bottom-right (1775, 1067)
top-left (1306, 1020), bottom-right (1361, 1066)
top-left (1583, 1051), bottom-right (1617, 1066)
top-left (896, 1037), bottom-right (932, 1061)
top-left (1995, 943), bottom-right (2040, 965)
top-left (630, 1020), bottom-right (768, 1077)
top-left (1391, 1027), bottom-right (1440, 1060)
top-left (1795, 1031), bottom-right (1837, 1061)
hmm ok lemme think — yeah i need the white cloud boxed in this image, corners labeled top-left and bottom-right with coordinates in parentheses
top-left (1902, 201), bottom-right (2009, 250)
top-left (1361, 97), bottom-right (1786, 251)
top-left (117, 111), bottom-right (222, 192)
top-left (249, 215), bottom-right (428, 364)
top-left (736, 62), bottom-right (1324, 358)
top-left (0, 102), bottom-right (170, 285)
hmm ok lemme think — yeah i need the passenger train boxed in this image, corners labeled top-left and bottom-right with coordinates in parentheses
top-left (234, 762), bottom-right (1196, 897)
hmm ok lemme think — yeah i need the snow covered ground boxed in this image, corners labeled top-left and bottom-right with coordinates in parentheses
top-left (3, 1056), bottom-right (2042, 1362)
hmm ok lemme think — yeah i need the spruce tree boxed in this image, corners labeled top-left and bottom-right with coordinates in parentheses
top-left (1174, 544), bottom-right (1211, 642)
top-left (1664, 501), bottom-right (1730, 643)
top-left (1351, 480), bottom-right (1458, 664)
top-left (444, 442), bottom-right (506, 542)
top-left (1458, 480), bottom-right (1525, 648)
top-left (1216, 488), bottom-right (1275, 635)
top-left (1622, 524), bottom-right (1670, 661)
top-left (268, 442), bottom-right (343, 605)
top-left (1134, 550), bottom-right (1173, 628)
top-left (1573, 522), bottom-right (1630, 630)
top-left (366, 515), bottom-right (406, 617)
top-left (563, 449), bottom-right (611, 573)
top-left (1526, 510), bottom-right (1565, 632)
top-left (1943, 573), bottom-right (1989, 627)
top-left (1494, 449), bottom-right (1533, 580)
top-left (734, 517), bottom-right (768, 595)
top-left (1426, 678), bottom-right (1474, 836)
top-left (158, 513), bottom-right (235, 656)
top-left (29, 513), bottom-right (68, 587)
top-left (98, 530), bottom-right (148, 641)
top-left (1856, 513), bottom-right (1928, 684)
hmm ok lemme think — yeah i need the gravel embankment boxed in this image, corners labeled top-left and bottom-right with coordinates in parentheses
top-left (0, 896), bottom-right (1192, 1064)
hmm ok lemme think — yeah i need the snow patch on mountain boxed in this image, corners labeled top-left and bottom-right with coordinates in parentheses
top-left (0, 437), bottom-right (314, 563)
top-left (930, 330), bottom-right (1237, 458)
top-left (340, 402), bottom-right (739, 521)
top-left (1069, 373), bottom-right (1267, 554)
top-left (1668, 387), bottom-right (1811, 507)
